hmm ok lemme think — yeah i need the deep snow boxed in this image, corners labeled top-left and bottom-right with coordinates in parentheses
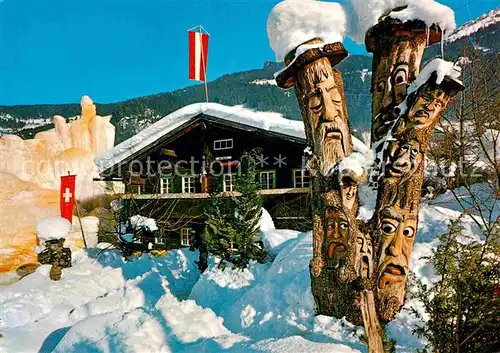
top-left (1, 190), bottom-right (496, 353)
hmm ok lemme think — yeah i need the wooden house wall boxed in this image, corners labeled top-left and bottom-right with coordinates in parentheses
top-left (123, 193), bottom-right (311, 249)
top-left (106, 115), bottom-right (311, 249)
top-left (124, 118), bottom-right (307, 192)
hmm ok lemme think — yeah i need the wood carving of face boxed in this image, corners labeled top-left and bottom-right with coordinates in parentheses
top-left (385, 139), bottom-right (422, 181)
top-left (408, 85), bottom-right (450, 131)
top-left (372, 42), bottom-right (420, 119)
top-left (355, 233), bottom-right (373, 279)
top-left (376, 206), bottom-right (417, 314)
top-left (325, 207), bottom-right (350, 264)
top-left (341, 177), bottom-right (358, 211)
top-left (299, 58), bottom-right (351, 174)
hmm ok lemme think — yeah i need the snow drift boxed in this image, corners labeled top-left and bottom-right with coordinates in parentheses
top-left (343, 0), bottom-right (456, 44)
top-left (267, 1), bottom-right (347, 61)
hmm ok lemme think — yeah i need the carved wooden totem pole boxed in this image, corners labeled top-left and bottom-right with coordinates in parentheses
top-left (366, 12), bottom-right (464, 323)
top-left (276, 38), bottom-right (371, 323)
top-left (268, 1), bottom-right (464, 351)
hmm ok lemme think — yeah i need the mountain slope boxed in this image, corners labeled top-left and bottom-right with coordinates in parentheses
top-left (1, 9), bottom-right (498, 144)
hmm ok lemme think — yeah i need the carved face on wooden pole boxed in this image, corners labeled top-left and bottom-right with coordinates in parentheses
top-left (372, 42), bottom-right (420, 118)
top-left (385, 139), bottom-right (423, 181)
top-left (376, 206), bottom-right (417, 319)
top-left (339, 170), bottom-right (360, 213)
top-left (366, 18), bottom-right (433, 144)
top-left (298, 58), bottom-right (352, 175)
top-left (325, 207), bottom-right (350, 265)
top-left (407, 85), bottom-right (451, 131)
top-left (356, 232), bottom-right (373, 279)
top-left (341, 180), bottom-right (358, 212)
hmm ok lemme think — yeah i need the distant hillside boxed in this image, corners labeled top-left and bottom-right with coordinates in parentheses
top-left (1, 9), bottom-right (498, 144)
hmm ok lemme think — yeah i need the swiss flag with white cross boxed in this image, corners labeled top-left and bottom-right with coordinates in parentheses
top-left (60, 175), bottom-right (76, 223)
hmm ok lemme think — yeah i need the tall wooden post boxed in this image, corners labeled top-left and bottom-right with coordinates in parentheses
top-left (365, 9), bottom-right (464, 322)
top-left (372, 72), bottom-right (464, 322)
top-left (268, 3), bottom-right (465, 350)
top-left (366, 15), bottom-right (442, 146)
top-left (275, 39), bottom-right (370, 323)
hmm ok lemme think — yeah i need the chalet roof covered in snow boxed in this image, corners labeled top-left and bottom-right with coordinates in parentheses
top-left (95, 103), bottom-right (306, 173)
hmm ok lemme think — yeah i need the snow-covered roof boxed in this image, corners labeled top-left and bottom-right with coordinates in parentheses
top-left (95, 103), bottom-right (306, 172)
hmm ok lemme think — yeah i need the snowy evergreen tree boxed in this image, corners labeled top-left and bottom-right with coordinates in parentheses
top-left (203, 181), bottom-right (236, 269)
top-left (232, 151), bottom-right (267, 268)
top-left (202, 151), bottom-right (267, 269)
top-left (411, 220), bottom-right (500, 353)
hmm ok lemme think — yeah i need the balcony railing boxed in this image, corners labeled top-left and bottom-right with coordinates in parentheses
top-left (124, 187), bottom-right (310, 199)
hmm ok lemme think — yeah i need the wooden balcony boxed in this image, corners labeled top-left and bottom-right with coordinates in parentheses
top-left (125, 187), bottom-right (310, 200)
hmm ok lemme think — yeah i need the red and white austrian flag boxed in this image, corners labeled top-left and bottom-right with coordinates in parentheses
top-left (188, 30), bottom-right (209, 82)
top-left (60, 175), bottom-right (76, 222)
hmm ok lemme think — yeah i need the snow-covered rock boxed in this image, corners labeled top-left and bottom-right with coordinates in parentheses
top-left (36, 217), bottom-right (72, 243)
top-left (34, 215), bottom-right (99, 254)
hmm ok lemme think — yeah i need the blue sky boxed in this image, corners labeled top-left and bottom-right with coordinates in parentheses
top-left (0, 0), bottom-right (497, 105)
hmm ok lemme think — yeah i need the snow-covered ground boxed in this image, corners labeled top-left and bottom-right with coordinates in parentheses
top-left (1, 192), bottom-right (495, 353)
top-left (249, 79), bottom-right (277, 86)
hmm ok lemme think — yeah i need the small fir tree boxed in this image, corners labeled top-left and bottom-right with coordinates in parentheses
top-left (232, 151), bottom-right (267, 268)
top-left (203, 182), bottom-right (236, 269)
top-left (410, 220), bottom-right (500, 353)
top-left (202, 150), bottom-right (267, 269)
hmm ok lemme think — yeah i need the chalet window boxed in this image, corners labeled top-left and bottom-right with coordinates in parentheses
top-left (180, 227), bottom-right (192, 246)
top-left (160, 178), bottom-right (171, 194)
top-left (214, 138), bottom-right (233, 151)
top-left (259, 170), bottom-right (276, 189)
top-left (293, 169), bottom-right (310, 188)
top-left (131, 184), bottom-right (143, 195)
top-left (182, 176), bottom-right (195, 193)
top-left (155, 237), bottom-right (165, 245)
top-left (223, 174), bottom-right (235, 192)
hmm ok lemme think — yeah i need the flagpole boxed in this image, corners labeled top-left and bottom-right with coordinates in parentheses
top-left (68, 171), bottom-right (88, 248)
top-left (199, 25), bottom-right (209, 103)
top-left (74, 200), bottom-right (88, 248)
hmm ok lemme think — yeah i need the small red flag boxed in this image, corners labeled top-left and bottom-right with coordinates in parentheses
top-left (188, 30), bottom-right (209, 82)
top-left (60, 175), bottom-right (76, 223)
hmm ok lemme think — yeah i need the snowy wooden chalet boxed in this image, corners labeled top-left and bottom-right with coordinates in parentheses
top-left (96, 103), bottom-right (312, 249)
